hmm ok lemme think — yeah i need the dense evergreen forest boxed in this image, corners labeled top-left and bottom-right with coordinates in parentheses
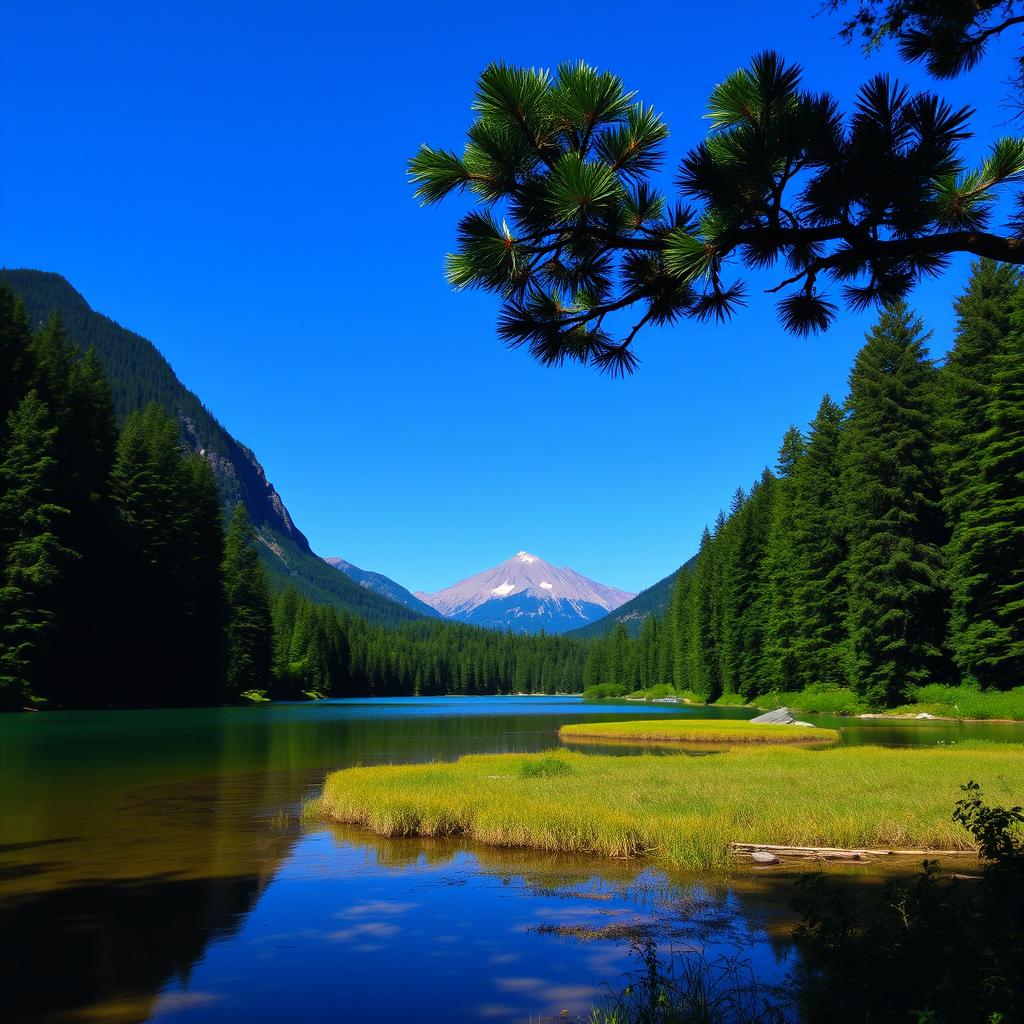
top-left (4, 261), bottom-right (1021, 711)
top-left (585, 263), bottom-right (1024, 707)
top-left (0, 285), bottom-right (586, 710)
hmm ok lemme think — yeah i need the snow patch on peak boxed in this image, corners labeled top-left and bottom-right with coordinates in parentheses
top-left (516, 551), bottom-right (537, 564)
top-left (539, 580), bottom-right (553, 590)
top-left (491, 581), bottom-right (516, 596)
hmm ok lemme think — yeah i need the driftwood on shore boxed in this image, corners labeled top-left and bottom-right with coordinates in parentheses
top-left (729, 842), bottom-right (972, 863)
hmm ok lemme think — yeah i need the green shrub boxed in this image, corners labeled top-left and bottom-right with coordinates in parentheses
top-left (759, 688), bottom-right (869, 715)
top-left (893, 684), bottom-right (1024, 720)
top-left (584, 683), bottom-right (629, 700)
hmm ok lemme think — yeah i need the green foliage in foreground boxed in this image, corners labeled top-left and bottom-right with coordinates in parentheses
top-left (559, 719), bottom-right (840, 745)
top-left (412, 57), bottom-right (1024, 367)
top-left (310, 743), bottom-right (1024, 870)
top-left (795, 781), bottom-right (1024, 1023)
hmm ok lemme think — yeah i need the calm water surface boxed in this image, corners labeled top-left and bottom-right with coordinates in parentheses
top-left (3, 696), bottom-right (1021, 1024)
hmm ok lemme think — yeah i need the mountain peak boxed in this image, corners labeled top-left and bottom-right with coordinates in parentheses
top-left (417, 552), bottom-right (635, 634)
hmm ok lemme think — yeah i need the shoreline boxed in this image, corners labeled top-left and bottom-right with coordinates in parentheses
top-left (12, 692), bottom-right (1024, 724)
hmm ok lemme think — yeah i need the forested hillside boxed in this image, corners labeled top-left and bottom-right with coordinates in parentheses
top-left (568, 559), bottom-right (694, 639)
top-left (584, 263), bottom-right (1024, 708)
top-left (0, 269), bottom-right (420, 626)
top-left (0, 285), bottom-right (590, 708)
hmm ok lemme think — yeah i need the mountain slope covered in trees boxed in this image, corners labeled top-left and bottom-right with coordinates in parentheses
top-left (0, 269), bottom-right (421, 626)
top-left (568, 559), bottom-right (695, 639)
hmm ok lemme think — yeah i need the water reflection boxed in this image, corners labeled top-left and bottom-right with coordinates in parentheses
top-left (142, 824), bottom-right (798, 1024)
top-left (1, 697), bottom-right (1020, 1024)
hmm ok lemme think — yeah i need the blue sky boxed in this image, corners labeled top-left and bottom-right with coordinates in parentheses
top-left (2, 1), bottom-right (1015, 594)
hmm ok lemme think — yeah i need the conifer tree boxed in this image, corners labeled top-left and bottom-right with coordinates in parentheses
top-left (110, 404), bottom-right (226, 705)
top-left (791, 396), bottom-right (850, 689)
top-left (0, 285), bottom-right (33, 427)
top-left (732, 472), bottom-right (777, 698)
top-left (763, 427), bottom-right (806, 691)
top-left (31, 331), bottom-right (118, 704)
top-left (223, 503), bottom-right (273, 697)
top-left (638, 614), bottom-right (660, 688)
top-left (976, 310), bottom-right (1024, 684)
top-left (607, 622), bottom-right (636, 691)
top-left (942, 262), bottom-right (1024, 688)
top-left (0, 393), bottom-right (71, 708)
top-left (412, 58), bottom-right (1024, 371)
top-left (687, 527), bottom-right (721, 700)
top-left (582, 635), bottom-right (608, 689)
top-left (844, 304), bottom-right (948, 705)
top-left (666, 567), bottom-right (691, 691)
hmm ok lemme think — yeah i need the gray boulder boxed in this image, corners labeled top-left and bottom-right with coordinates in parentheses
top-left (749, 707), bottom-right (796, 725)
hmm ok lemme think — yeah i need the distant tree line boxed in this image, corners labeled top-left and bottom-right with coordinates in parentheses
top-left (0, 284), bottom-right (587, 709)
top-left (273, 593), bottom-right (587, 698)
top-left (585, 261), bottom-right (1023, 707)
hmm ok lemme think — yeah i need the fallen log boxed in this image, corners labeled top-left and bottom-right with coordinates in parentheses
top-left (729, 842), bottom-right (971, 860)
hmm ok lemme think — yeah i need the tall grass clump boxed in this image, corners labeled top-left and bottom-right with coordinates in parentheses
top-left (309, 742), bottom-right (1024, 870)
top-left (590, 938), bottom-right (789, 1024)
top-left (519, 755), bottom-right (575, 777)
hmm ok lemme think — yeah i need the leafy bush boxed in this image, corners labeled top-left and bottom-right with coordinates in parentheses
top-left (585, 683), bottom-right (630, 700)
top-left (794, 782), bottom-right (1024, 1023)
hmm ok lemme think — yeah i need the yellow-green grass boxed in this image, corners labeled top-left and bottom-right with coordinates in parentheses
top-left (559, 719), bottom-right (840, 745)
top-left (309, 742), bottom-right (1024, 871)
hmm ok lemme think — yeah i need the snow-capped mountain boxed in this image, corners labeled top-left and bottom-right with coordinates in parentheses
top-left (415, 551), bottom-right (635, 634)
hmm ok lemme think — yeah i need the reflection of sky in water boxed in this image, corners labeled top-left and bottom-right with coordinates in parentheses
top-left (148, 832), bottom-right (796, 1023)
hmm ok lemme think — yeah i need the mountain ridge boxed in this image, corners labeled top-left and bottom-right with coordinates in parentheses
top-left (324, 557), bottom-right (440, 618)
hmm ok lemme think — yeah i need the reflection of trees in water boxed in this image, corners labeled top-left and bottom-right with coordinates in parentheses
top-left (1, 758), bottom-right (302, 1024)
top-left (5, 869), bottom-right (271, 1024)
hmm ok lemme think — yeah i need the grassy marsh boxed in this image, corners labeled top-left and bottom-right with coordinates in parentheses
top-left (559, 719), bottom-right (840, 745)
top-left (309, 742), bottom-right (1024, 870)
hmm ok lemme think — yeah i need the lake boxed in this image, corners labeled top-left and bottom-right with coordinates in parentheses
top-left (3, 696), bottom-right (1021, 1024)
